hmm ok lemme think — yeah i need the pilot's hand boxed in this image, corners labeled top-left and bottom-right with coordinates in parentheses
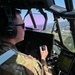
top-left (40, 45), bottom-right (48, 60)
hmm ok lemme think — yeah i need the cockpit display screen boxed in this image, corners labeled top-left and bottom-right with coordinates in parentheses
top-left (57, 49), bottom-right (75, 74)
top-left (16, 30), bottom-right (54, 61)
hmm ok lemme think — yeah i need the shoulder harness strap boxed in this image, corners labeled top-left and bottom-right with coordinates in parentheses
top-left (0, 49), bottom-right (16, 65)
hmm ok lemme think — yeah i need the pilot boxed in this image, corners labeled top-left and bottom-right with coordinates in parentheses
top-left (0, 8), bottom-right (52, 75)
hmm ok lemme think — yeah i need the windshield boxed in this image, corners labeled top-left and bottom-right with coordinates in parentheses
top-left (21, 7), bottom-right (74, 52)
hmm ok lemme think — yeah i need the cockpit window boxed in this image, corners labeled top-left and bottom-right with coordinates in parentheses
top-left (55, 0), bottom-right (65, 7)
top-left (24, 13), bottom-right (45, 29)
top-left (21, 7), bottom-right (74, 52)
top-left (59, 19), bottom-right (74, 51)
top-left (22, 9), bottom-right (45, 30)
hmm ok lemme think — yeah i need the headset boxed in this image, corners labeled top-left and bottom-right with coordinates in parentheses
top-left (4, 8), bottom-right (17, 38)
top-left (0, 7), bottom-right (17, 39)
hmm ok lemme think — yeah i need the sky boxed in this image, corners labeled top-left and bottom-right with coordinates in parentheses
top-left (21, 0), bottom-right (75, 27)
